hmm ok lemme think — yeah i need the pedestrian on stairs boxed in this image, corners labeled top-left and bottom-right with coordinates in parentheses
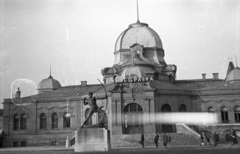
top-left (200, 132), bottom-right (206, 146)
top-left (154, 133), bottom-right (159, 147)
top-left (212, 129), bottom-right (218, 147)
top-left (231, 129), bottom-right (238, 146)
top-left (162, 132), bottom-right (168, 148)
top-left (167, 134), bottom-right (172, 147)
top-left (139, 131), bottom-right (145, 148)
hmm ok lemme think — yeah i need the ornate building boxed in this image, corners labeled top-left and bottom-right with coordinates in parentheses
top-left (1, 20), bottom-right (240, 147)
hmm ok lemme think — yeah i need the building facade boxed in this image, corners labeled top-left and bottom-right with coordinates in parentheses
top-left (1, 20), bottom-right (240, 147)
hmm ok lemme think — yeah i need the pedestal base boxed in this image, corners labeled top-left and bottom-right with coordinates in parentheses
top-left (74, 127), bottom-right (111, 152)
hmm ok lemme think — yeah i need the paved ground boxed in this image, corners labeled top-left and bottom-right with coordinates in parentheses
top-left (0, 144), bottom-right (239, 154)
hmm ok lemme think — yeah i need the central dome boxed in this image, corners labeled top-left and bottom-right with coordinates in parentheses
top-left (226, 67), bottom-right (240, 83)
top-left (115, 21), bottom-right (163, 52)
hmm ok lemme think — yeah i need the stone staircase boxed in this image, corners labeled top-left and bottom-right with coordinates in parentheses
top-left (111, 133), bottom-right (200, 147)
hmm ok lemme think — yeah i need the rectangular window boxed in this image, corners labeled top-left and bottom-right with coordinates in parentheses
top-left (235, 112), bottom-right (240, 123)
top-left (12, 142), bottom-right (18, 147)
top-left (20, 118), bottom-right (27, 130)
top-left (52, 141), bottom-right (59, 146)
top-left (40, 119), bottom-right (47, 129)
top-left (221, 111), bottom-right (229, 123)
top-left (14, 119), bottom-right (19, 130)
top-left (21, 141), bottom-right (26, 147)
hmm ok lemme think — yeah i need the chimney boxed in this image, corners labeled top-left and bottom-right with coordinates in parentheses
top-left (81, 81), bottom-right (87, 86)
top-left (212, 73), bottom-right (219, 80)
top-left (202, 73), bottom-right (206, 80)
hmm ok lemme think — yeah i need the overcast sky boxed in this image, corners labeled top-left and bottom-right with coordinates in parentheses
top-left (0, 0), bottom-right (240, 108)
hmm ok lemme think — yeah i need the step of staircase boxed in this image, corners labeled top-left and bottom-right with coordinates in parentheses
top-left (111, 133), bottom-right (200, 147)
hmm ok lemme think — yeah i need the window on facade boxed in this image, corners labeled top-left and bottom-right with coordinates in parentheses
top-left (179, 104), bottom-right (187, 112)
top-left (208, 107), bottom-right (215, 113)
top-left (221, 106), bottom-right (229, 123)
top-left (13, 114), bottom-right (20, 130)
top-left (52, 141), bottom-right (59, 146)
top-left (63, 112), bottom-right (71, 128)
top-left (40, 113), bottom-right (47, 129)
top-left (130, 104), bottom-right (137, 112)
top-left (20, 114), bottom-right (27, 130)
top-left (51, 112), bottom-right (58, 129)
top-left (124, 103), bottom-right (143, 113)
top-left (153, 73), bottom-right (158, 80)
top-left (234, 106), bottom-right (240, 123)
top-left (20, 141), bottom-right (26, 147)
top-left (12, 142), bottom-right (18, 147)
top-left (161, 104), bottom-right (172, 112)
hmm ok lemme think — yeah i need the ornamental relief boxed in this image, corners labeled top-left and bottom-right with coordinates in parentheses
top-left (12, 106), bottom-right (30, 117)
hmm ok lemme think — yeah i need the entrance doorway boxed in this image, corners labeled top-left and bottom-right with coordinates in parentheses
top-left (161, 104), bottom-right (173, 133)
top-left (124, 103), bottom-right (143, 134)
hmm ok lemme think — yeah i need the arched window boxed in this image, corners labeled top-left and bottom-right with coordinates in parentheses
top-left (20, 114), bottom-right (27, 130)
top-left (124, 103), bottom-right (143, 113)
top-left (40, 113), bottom-right (47, 129)
top-left (63, 112), bottom-right (71, 128)
top-left (161, 104), bottom-right (173, 133)
top-left (153, 73), bottom-right (158, 80)
top-left (234, 106), bottom-right (240, 123)
top-left (179, 104), bottom-right (187, 112)
top-left (161, 104), bottom-right (172, 112)
top-left (221, 106), bottom-right (229, 123)
top-left (169, 74), bottom-right (174, 82)
top-left (13, 114), bottom-right (20, 130)
top-left (208, 107), bottom-right (215, 113)
top-left (51, 112), bottom-right (58, 129)
top-left (123, 103), bottom-right (143, 134)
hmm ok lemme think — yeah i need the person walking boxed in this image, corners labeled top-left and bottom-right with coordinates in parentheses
top-left (154, 133), bottom-right (159, 147)
top-left (162, 132), bottom-right (168, 148)
top-left (212, 130), bottom-right (218, 147)
top-left (231, 129), bottom-right (238, 146)
top-left (167, 134), bottom-right (172, 147)
top-left (200, 132), bottom-right (206, 146)
top-left (139, 131), bottom-right (145, 148)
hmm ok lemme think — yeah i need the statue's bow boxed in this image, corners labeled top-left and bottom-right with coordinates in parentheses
top-left (97, 79), bottom-right (108, 112)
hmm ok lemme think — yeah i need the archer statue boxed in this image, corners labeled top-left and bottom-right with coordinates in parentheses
top-left (81, 92), bottom-right (106, 128)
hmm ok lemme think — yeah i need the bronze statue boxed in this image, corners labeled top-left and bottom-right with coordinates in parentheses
top-left (81, 92), bottom-right (106, 128)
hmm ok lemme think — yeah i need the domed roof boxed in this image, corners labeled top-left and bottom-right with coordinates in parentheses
top-left (226, 67), bottom-right (240, 83)
top-left (38, 75), bottom-right (61, 93)
top-left (115, 21), bottom-right (163, 52)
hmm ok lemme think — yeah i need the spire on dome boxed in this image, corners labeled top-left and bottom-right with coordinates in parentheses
top-left (225, 61), bottom-right (234, 79)
top-left (136, 0), bottom-right (140, 23)
top-left (48, 65), bottom-right (52, 78)
top-left (236, 54), bottom-right (238, 68)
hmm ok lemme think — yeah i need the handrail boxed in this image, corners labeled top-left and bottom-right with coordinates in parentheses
top-left (176, 123), bottom-right (200, 137)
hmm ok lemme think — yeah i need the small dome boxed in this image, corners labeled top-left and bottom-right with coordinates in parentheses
top-left (38, 75), bottom-right (61, 93)
top-left (226, 67), bottom-right (240, 83)
top-left (115, 21), bottom-right (163, 52)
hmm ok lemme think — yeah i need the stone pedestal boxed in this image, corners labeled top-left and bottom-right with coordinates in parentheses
top-left (74, 128), bottom-right (111, 152)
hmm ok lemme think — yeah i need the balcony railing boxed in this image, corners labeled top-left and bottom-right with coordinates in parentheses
top-left (222, 120), bottom-right (229, 123)
top-left (235, 119), bottom-right (240, 123)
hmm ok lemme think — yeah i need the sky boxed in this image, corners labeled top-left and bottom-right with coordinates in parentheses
top-left (0, 0), bottom-right (240, 108)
